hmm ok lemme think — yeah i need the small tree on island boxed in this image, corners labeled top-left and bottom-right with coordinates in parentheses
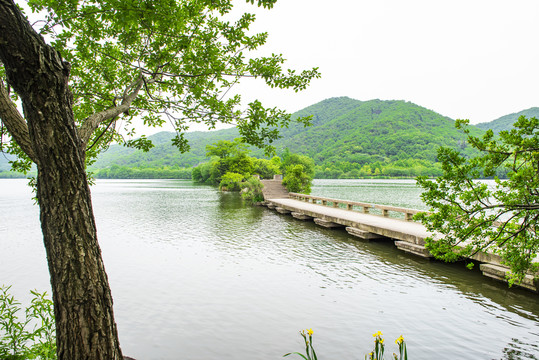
top-left (281, 149), bottom-right (314, 193)
top-left (416, 117), bottom-right (539, 285)
top-left (283, 164), bottom-right (312, 194)
top-left (0, 1), bottom-right (319, 358)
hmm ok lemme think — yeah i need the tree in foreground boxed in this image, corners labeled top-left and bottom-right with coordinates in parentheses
top-left (0, 0), bottom-right (319, 358)
top-left (416, 117), bottom-right (538, 284)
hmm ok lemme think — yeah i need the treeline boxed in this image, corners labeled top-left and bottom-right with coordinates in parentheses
top-left (93, 165), bottom-right (192, 179)
top-left (315, 158), bottom-right (443, 179)
top-left (0, 171), bottom-right (30, 178)
top-left (3, 160), bottom-right (505, 180)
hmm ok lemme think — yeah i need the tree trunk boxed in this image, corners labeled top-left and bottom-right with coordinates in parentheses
top-left (35, 142), bottom-right (123, 360)
top-left (35, 133), bottom-right (123, 360)
top-left (0, 1), bottom-right (124, 358)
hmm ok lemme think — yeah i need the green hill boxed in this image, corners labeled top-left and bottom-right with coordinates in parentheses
top-left (4, 98), bottom-right (538, 179)
top-left (249, 97), bottom-right (484, 177)
top-left (475, 107), bottom-right (539, 133)
top-left (90, 127), bottom-right (239, 170)
top-left (88, 97), bottom-right (485, 178)
top-left (255, 97), bottom-right (471, 165)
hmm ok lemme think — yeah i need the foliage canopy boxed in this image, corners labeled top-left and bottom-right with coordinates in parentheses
top-left (417, 117), bottom-right (539, 283)
top-left (1, 0), bottom-right (320, 169)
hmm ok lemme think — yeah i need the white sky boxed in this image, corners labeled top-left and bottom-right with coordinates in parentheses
top-left (223, 0), bottom-right (539, 126)
top-left (24, 0), bottom-right (539, 134)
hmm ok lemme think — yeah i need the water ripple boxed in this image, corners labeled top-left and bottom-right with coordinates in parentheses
top-left (2, 179), bottom-right (538, 360)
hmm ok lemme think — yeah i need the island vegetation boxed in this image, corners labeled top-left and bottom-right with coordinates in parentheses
top-left (191, 139), bottom-right (314, 197)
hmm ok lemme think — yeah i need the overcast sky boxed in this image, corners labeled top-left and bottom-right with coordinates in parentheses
top-left (225, 0), bottom-right (539, 126)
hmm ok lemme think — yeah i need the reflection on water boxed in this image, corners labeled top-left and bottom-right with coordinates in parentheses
top-left (503, 338), bottom-right (539, 360)
top-left (1, 179), bottom-right (537, 360)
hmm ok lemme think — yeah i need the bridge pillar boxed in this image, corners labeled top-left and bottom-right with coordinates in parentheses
top-left (394, 241), bottom-right (433, 258)
top-left (276, 207), bottom-right (291, 214)
top-left (314, 218), bottom-right (343, 228)
top-left (291, 212), bottom-right (313, 221)
top-left (346, 227), bottom-right (385, 240)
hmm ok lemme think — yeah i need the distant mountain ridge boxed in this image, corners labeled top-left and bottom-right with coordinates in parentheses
top-left (3, 97), bottom-right (538, 178)
top-left (475, 107), bottom-right (539, 133)
top-left (89, 97), bottom-right (478, 178)
top-left (89, 127), bottom-right (240, 170)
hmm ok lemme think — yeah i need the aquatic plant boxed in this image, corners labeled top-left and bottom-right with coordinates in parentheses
top-left (284, 329), bottom-right (408, 360)
top-left (365, 331), bottom-right (408, 360)
top-left (284, 328), bottom-right (317, 360)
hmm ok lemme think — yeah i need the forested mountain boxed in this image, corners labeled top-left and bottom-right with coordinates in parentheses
top-left (475, 107), bottom-right (539, 133)
top-left (90, 127), bottom-right (239, 169)
top-left (86, 97), bottom-right (485, 178)
top-left (250, 97), bottom-right (479, 177)
top-left (11, 96), bottom-right (534, 179)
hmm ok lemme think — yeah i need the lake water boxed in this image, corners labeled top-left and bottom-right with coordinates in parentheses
top-left (1, 179), bottom-right (538, 359)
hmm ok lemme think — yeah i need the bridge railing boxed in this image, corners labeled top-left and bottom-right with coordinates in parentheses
top-left (288, 193), bottom-right (422, 221)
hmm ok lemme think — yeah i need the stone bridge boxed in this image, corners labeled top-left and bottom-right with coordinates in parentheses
top-left (260, 179), bottom-right (538, 293)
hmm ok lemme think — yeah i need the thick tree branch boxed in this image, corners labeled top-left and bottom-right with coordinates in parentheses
top-left (78, 74), bottom-right (144, 149)
top-left (0, 78), bottom-right (37, 163)
top-left (0, 0), bottom-right (68, 98)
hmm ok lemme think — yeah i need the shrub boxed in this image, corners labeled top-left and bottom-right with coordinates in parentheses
top-left (282, 164), bottom-right (312, 194)
top-left (219, 172), bottom-right (244, 191)
top-left (0, 285), bottom-right (56, 360)
top-left (241, 176), bottom-right (265, 203)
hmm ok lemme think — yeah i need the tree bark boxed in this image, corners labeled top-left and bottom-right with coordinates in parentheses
top-left (0, 1), bottom-right (123, 359)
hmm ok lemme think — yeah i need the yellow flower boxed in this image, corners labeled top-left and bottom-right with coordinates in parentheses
top-left (307, 328), bottom-right (314, 336)
top-left (380, 338), bottom-right (384, 344)
top-left (372, 331), bottom-right (383, 337)
top-left (395, 335), bottom-right (404, 345)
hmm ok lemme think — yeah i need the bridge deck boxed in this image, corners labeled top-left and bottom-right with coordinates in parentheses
top-left (268, 198), bottom-right (431, 244)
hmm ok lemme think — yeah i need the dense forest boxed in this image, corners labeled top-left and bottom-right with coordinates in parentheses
top-left (1, 97), bottom-right (535, 179)
top-left (250, 97), bottom-right (480, 178)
